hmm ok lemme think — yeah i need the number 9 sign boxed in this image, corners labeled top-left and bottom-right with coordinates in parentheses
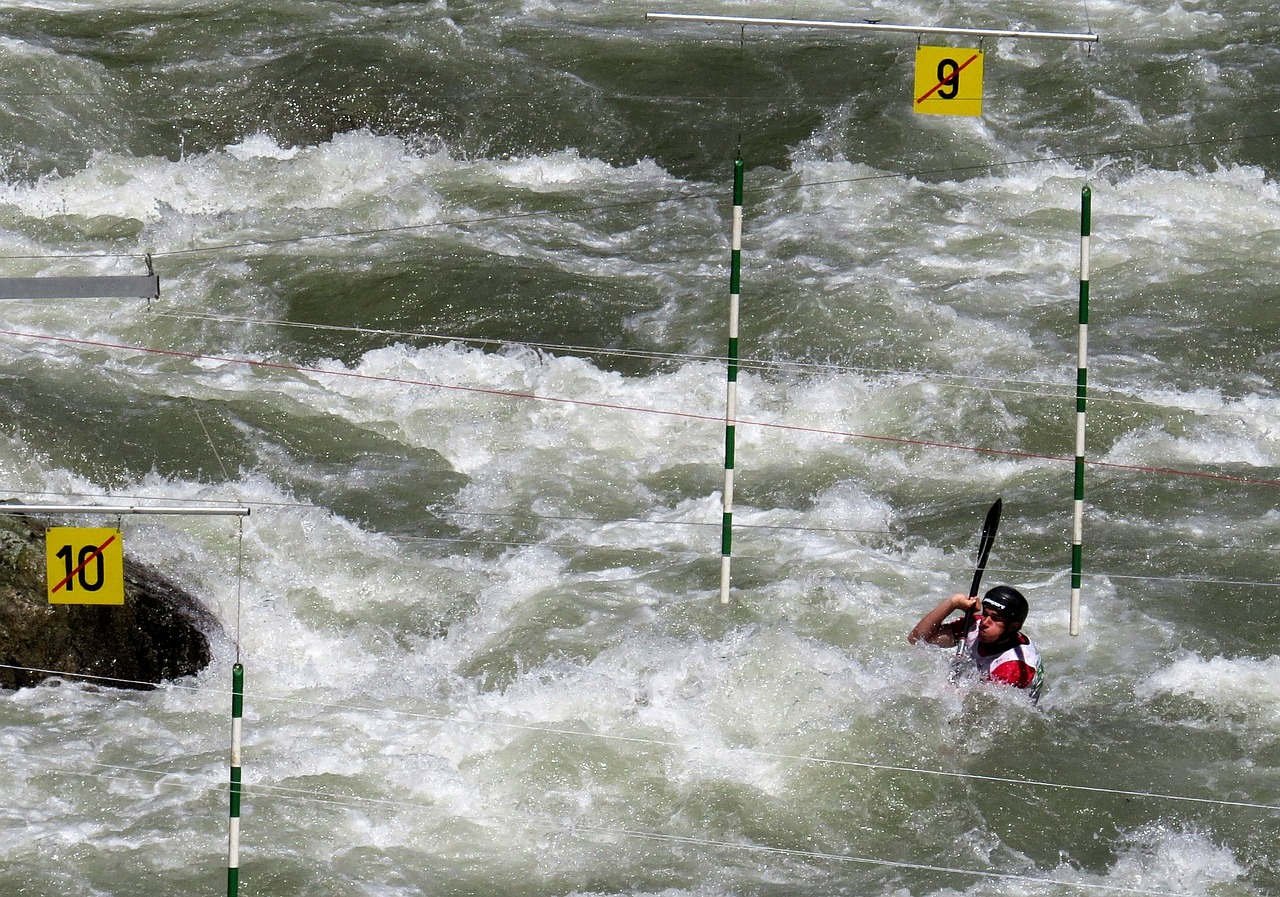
top-left (914, 46), bottom-right (984, 117)
top-left (46, 527), bottom-right (125, 605)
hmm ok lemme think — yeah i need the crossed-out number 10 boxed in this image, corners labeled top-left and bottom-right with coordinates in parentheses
top-left (46, 527), bottom-right (124, 605)
top-left (55, 543), bottom-right (106, 591)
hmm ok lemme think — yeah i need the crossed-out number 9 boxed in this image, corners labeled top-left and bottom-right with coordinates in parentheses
top-left (936, 58), bottom-right (962, 99)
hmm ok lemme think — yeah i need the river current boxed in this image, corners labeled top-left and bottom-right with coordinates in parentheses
top-left (0, 1), bottom-right (1277, 896)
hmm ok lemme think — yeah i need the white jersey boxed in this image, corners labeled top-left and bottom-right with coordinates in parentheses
top-left (960, 615), bottom-right (1043, 697)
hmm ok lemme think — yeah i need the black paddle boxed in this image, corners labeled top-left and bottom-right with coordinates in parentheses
top-left (954, 498), bottom-right (1002, 669)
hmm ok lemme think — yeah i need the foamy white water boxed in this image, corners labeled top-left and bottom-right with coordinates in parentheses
top-left (1, 0), bottom-right (1277, 895)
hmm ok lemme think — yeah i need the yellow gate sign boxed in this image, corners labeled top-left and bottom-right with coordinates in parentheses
top-left (46, 527), bottom-right (125, 605)
top-left (914, 46), bottom-right (984, 116)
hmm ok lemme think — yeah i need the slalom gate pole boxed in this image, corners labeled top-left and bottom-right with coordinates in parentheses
top-left (1070, 185), bottom-right (1091, 636)
top-left (227, 662), bottom-right (244, 897)
top-left (720, 154), bottom-right (744, 604)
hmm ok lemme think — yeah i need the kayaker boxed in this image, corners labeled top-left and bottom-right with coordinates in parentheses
top-left (908, 585), bottom-right (1043, 696)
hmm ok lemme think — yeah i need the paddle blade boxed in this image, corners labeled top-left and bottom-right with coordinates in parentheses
top-left (968, 498), bottom-right (1002, 598)
top-left (955, 498), bottom-right (1003, 667)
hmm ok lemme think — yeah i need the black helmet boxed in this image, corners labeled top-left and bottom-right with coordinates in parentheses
top-left (982, 586), bottom-right (1028, 626)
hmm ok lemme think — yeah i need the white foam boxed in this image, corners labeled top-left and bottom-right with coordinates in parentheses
top-left (1106, 426), bottom-right (1277, 469)
top-left (1105, 824), bottom-right (1247, 895)
top-left (224, 133), bottom-right (300, 162)
top-left (2, 130), bottom-right (451, 241)
top-left (492, 150), bottom-right (677, 192)
top-left (1144, 653), bottom-right (1280, 728)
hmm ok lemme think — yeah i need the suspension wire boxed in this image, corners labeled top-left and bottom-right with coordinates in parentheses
top-left (565, 824), bottom-right (1192, 897)
top-left (4, 326), bottom-right (1278, 491)
top-left (19, 762), bottom-right (1214, 897)
top-left (0, 487), bottom-right (892, 537)
top-left (152, 309), bottom-right (1090, 404)
top-left (0, 486), bottom-right (1268, 588)
top-left (187, 400), bottom-right (247, 662)
top-left (16, 300), bottom-right (1277, 459)
top-left (4, 662), bottom-right (1276, 816)
top-left (5, 481), bottom-right (1274, 555)
top-left (144, 308), bottom-right (1280, 424)
top-left (990, 565), bottom-right (1280, 590)
top-left (4, 479), bottom-right (1275, 553)
top-left (5, 294), bottom-right (1274, 591)
top-left (426, 510), bottom-right (897, 537)
top-left (6, 68), bottom-right (1279, 108)
top-left (139, 308), bottom-right (1034, 388)
top-left (234, 517), bottom-right (244, 664)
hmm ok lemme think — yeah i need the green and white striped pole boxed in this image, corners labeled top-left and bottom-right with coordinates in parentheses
top-left (720, 154), bottom-right (744, 604)
top-left (1070, 185), bottom-right (1091, 636)
top-left (227, 662), bottom-right (244, 896)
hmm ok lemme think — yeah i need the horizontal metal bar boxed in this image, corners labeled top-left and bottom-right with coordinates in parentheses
top-left (0, 504), bottom-right (250, 517)
top-left (0, 275), bottom-right (160, 300)
top-left (646, 12), bottom-right (1099, 43)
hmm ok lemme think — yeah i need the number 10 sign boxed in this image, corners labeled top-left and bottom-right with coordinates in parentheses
top-left (46, 527), bottom-right (125, 605)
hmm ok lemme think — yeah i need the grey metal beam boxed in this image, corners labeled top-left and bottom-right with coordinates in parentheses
top-left (0, 275), bottom-right (160, 300)
top-left (646, 13), bottom-right (1099, 43)
top-left (0, 504), bottom-right (250, 516)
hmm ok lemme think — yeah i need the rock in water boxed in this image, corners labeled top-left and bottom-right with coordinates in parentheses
top-left (0, 509), bottom-right (222, 690)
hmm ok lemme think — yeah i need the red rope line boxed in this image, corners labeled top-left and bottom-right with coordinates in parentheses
top-left (4, 328), bottom-right (1277, 488)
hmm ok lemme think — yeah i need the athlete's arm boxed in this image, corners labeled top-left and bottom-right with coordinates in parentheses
top-left (908, 593), bottom-right (977, 647)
